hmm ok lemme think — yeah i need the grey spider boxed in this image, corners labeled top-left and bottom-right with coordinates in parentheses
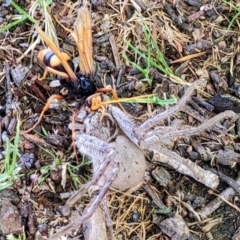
top-left (49, 79), bottom-right (237, 239)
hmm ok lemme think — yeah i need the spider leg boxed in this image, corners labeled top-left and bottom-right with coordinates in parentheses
top-left (21, 94), bottom-right (64, 134)
top-left (49, 163), bottom-right (118, 240)
top-left (109, 105), bottom-right (237, 189)
top-left (60, 133), bottom-right (119, 216)
top-left (134, 79), bottom-right (204, 137)
top-left (60, 149), bottom-right (116, 216)
top-left (142, 110), bottom-right (238, 147)
top-left (101, 197), bottom-right (114, 239)
top-left (38, 66), bottom-right (69, 81)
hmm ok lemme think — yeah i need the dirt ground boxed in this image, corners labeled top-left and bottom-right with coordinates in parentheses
top-left (0, 0), bottom-right (240, 239)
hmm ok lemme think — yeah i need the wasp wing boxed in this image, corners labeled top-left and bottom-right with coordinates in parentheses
top-left (72, 6), bottom-right (94, 76)
top-left (36, 26), bottom-right (77, 81)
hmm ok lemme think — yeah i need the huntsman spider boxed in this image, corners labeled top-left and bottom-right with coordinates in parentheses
top-left (49, 79), bottom-right (238, 239)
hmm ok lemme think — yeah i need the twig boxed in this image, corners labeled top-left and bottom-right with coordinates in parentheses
top-left (142, 184), bottom-right (166, 209)
top-left (181, 104), bottom-right (206, 122)
top-left (151, 148), bottom-right (219, 189)
top-left (208, 190), bottom-right (240, 213)
top-left (204, 166), bottom-right (240, 195)
top-left (199, 174), bottom-right (240, 216)
top-left (5, 62), bottom-right (12, 117)
top-left (109, 35), bottom-right (121, 69)
top-left (129, 0), bottom-right (147, 11)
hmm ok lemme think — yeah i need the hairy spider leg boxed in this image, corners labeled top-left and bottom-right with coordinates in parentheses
top-left (22, 94), bottom-right (64, 134)
top-left (60, 139), bottom-right (117, 216)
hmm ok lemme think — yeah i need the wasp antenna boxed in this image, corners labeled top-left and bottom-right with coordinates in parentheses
top-left (73, 6), bottom-right (94, 76)
top-left (36, 26), bottom-right (77, 81)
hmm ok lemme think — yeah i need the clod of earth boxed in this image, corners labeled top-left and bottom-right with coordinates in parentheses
top-left (0, 199), bottom-right (22, 235)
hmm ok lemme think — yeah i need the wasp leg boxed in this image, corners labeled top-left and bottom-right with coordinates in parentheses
top-left (22, 94), bottom-right (64, 134)
top-left (38, 66), bottom-right (70, 81)
top-left (86, 93), bottom-right (106, 121)
top-left (97, 87), bottom-right (129, 115)
top-left (97, 87), bottom-right (119, 100)
top-left (88, 93), bottom-right (103, 111)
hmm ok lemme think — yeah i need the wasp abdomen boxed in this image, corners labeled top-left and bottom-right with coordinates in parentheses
top-left (38, 49), bottom-right (74, 73)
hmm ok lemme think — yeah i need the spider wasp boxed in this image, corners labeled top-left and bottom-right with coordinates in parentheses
top-left (22, 6), bottom-right (113, 133)
top-left (36, 5), bottom-right (97, 98)
top-left (37, 48), bottom-right (97, 97)
top-left (22, 5), bottom-right (157, 134)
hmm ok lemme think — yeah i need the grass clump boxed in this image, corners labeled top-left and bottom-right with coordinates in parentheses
top-left (0, 1), bottom-right (37, 33)
top-left (220, 0), bottom-right (240, 30)
top-left (6, 233), bottom-right (24, 240)
top-left (38, 144), bottom-right (91, 189)
top-left (29, 0), bottom-right (59, 48)
top-left (0, 118), bottom-right (23, 191)
top-left (125, 14), bottom-right (188, 86)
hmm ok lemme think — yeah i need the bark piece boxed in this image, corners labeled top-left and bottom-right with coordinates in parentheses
top-left (232, 226), bottom-right (240, 240)
top-left (0, 199), bottom-right (22, 235)
top-left (157, 214), bottom-right (190, 240)
top-left (10, 64), bottom-right (30, 86)
top-left (83, 207), bottom-right (107, 240)
top-left (199, 175), bottom-right (240, 217)
top-left (215, 149), bottom-right (240, 167)
top-left (152, 166), bottom-right (171, 187)
top-left (143, 184), bottom-right (166, 209)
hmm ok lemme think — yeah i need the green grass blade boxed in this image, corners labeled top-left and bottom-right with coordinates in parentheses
top-left (0, 181), bottom-right (13, 191)
top-left (220, 0), bottom-right (240, 29)
top-left (0, 16), bottom-right (28, 33)
top-left (11, 119), bottom-right (21, 173)
top-left (126, 40), bottom-right (170, 75)
top-left (10, 1), bottom-right (37, 23)
top-left (4, 138), bottom-right (11, 173)
top-left (227, 11), bottom-right (240, 30)
top-left (122, 95), bottom-right (177, 106)
top-left (0, 1), bottom-right (38, 33)
top-left (0, 173), bottom-right (9, 183)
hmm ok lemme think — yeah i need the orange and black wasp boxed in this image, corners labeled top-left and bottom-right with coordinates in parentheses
top-left (22, 6), bottom-right (105, 133)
